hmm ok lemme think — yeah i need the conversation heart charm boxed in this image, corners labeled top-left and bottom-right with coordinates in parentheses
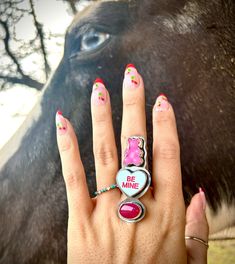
top-left (116, 135), bottom-right (151, 223)
top-left (116, 167), bottom-right (151, 198)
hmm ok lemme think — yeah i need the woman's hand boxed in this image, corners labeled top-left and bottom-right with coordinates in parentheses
top-left (56, 65), bottom-right (209, 263)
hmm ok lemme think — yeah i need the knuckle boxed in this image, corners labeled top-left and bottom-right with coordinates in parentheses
top-left (93, 108), bottom-right (109, 124)
top-left (59, 136), bottom-right (71, 152)
top-left (94, 113), bottom-right (107, 124)
top-left (123, 95), bottom-right (141, 107)
top-left (64, 170), bottom-right (80, 189)
top-left (156, 141), bottom-right (179, 160)
top-left (94, 147), bottom-right (116, 166)
top-left (155, 113), bottom-right (171, 125)
top-left (158, 209), bottom-right (183, 237)
top-left (156, 210), bottom-right (172, 237)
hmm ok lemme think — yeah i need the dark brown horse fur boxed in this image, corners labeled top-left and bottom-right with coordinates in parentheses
top-left (0, 0), bottom-right (234, 263)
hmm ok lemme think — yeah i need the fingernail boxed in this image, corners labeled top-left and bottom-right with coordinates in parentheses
top-left (92, 78), bottom-right (107, 105)
top-left (199, 187), bottom-right (206, 211)
top-left (155, 94), bottom-right (170, 112)
top-left (123, 64), bottom-right (140, 89)
top-left (55, 110), bottom-right (67, 135)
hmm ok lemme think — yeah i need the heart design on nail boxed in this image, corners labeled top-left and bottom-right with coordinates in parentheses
top-left (116, 168), bottom-right (149, 197)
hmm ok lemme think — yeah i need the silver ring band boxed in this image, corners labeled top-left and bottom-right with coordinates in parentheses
top-left (185, 236), bottom-right (209, 248)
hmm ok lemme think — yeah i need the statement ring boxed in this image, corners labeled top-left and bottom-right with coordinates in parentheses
top-left (116, 136), bottom-right (151, 223)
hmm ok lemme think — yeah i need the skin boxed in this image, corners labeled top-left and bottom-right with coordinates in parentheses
top-left (56, 68), bottom-right (209, 263)
top-left (0, 0), bottom-right (234, 262)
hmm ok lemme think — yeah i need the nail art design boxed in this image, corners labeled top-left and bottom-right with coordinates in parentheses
top-left (124, 64), bottom-right (140, 89)
top-left (56, 110), bottom-right (67, 135)
top-left (155, 94), bottom-right (169, 112)
top-left (92, 78), bottom-right (107, 105)
top-left (199, 187), bottom-right (206, 211)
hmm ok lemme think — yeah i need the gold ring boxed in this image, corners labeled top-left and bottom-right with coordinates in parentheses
top-left (185, 236), bottom-right (209, 248)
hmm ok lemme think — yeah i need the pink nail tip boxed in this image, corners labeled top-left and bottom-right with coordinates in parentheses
top-left (199, 187), bottom-right (206, 194)
top-left (155, 94), bottom-right (169, 112)
top-left (124, 138), bottom-right (144, 166)
top-left (119, 203), bottom-right (142, 220)
top-left (199, 187), bottom-right (206, 210)
top-left (55, 111), bottom-right (67, 133)
top-left (199, 187), bottom-right (204, 193)
top-left (124, 64), bottom-right (140, 88)
top-left (92, 82), bottom-right (107, 105)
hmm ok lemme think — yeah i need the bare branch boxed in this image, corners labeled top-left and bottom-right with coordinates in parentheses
top-left (0, 19), bottom-right (25, 77)
top-left (29, 0), bottom-right (51, 79)
top-left (0, 74), bottom-right (44, 90)
top-left (64, 0), bottom-right (77, 15)
top-left (0, 18), bottom-right (44, 91)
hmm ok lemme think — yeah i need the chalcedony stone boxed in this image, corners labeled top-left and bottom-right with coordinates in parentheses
top-left (117, 198), bottom-right (146, 223)
top-left (119, 202), bottom-right (142, 220)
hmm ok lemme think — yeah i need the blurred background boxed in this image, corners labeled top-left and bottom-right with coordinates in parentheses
top-left (0, 0), bottom-right (87, 149)
top-left (0, 0), bottom-right (234, 263)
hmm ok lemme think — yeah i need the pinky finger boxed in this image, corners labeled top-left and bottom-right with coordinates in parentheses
top-left (185, 189), bottom-right (209, 264)
top-left (56, 111), bottom-right (93, 220)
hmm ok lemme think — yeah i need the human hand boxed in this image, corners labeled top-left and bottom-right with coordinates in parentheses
top-left (56, 65), bottom-right (209, 263)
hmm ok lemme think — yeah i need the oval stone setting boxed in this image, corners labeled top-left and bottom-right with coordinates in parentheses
top-left (118, 199), bottom-right (145, 223)
top-left (120, 203), bottom-right (141, 219)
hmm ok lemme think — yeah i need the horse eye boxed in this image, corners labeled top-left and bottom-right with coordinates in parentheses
top-left (80, 28), bottom-right (110, 52)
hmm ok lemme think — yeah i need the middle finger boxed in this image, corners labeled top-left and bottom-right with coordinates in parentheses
top-left (121, 64), bottom-right (147, 161)
top-left (121, 64), bottom-right (152, 201)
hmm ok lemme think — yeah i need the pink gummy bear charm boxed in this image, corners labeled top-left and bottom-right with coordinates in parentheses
top-left (123, 138), bottom-right (144, 167)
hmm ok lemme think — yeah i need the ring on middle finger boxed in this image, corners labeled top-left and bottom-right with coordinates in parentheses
top-left (116, 136), bottom-right (151, 222)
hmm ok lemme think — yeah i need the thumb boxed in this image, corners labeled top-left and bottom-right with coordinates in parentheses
top-left (185, 188), bottom-right (209, 264)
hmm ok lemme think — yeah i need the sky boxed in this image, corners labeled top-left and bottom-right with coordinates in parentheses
top-left (0, 0), bottom-right (75, 149)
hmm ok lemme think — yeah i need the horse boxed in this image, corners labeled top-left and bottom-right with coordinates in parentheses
top-left (0, 0), bottom-right (234, 262)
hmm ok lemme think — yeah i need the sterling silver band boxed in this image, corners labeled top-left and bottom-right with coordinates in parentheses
top-left (185, 236), bottom-right (209, 248)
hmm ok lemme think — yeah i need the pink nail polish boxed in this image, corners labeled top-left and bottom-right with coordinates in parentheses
top-left (155, 94), bottom-right (170, 112)
top-left (124, 64), bottom-right (140, 89)
top-left (55, 110), bottom-right (67, 135)
top-left (199, 187), bottom-right (206, 211)
top-left (92, 78), bottom-right (107, 105)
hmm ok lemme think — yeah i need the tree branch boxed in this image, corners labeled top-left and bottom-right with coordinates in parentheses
top-left (66, 0), bottom-right (77, 15)
top-left (0, 18), bottom-right (44, 90)
top-left (0, 74), bottom-right (44, 90)
top-left (0, 19), bottom-right (25, 77)
top-left (29, 0), bottom-right (51, 79)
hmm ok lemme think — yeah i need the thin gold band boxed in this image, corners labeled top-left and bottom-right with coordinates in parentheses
top-left (185, 236), bottom-right (209, 248)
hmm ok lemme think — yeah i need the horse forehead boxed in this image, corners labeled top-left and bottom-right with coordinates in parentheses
top-left (68, 0), bottom-right (131, 35)
top-left (162, 1), bottom-right (203, 34)
top-left (71, 0), bottom-right (204, 35)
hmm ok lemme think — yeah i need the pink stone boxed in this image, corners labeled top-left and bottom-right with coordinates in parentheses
top-left (119, 202), bottom-right (142, 220)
